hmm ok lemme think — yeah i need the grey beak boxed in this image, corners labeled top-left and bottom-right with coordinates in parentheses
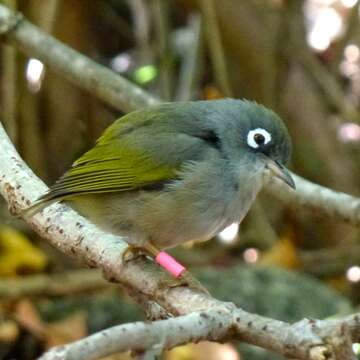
top-left (266, 159), bottom-right (296, 189)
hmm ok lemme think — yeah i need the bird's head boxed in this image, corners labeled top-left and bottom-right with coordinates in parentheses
top-left (208, 99), bottom-right (295, 189)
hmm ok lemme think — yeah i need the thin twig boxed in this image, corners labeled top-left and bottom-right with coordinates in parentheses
top-left (129, 0), bottom-right (152, 60)
top-left (37, 0), bottom-right (59, 32)
top-left (1, 0), bottom-right (17, 144)
top-left (0, 269), bottom-right (107, 299)
top-left (18, 0), bottom-right (59, 179)
top-left (175, 13), bottom-right (203, 101)
top-left (198, 0), bottom-right (233, 97)
top-left (153, 0), bottom-right (174, 100)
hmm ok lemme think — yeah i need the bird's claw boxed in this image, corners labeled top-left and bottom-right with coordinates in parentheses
top-left (158, 270), bottom-right (210, 295)
top-left (122, 245), bottom-right (148, 263)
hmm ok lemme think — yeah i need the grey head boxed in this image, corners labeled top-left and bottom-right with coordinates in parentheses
top-left (164, 99), bottom-right (295, 189)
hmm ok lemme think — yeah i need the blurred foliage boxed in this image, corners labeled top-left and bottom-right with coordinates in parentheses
top-left (0, 265), bottom-right (352, 359)
top-left (196, 265), bottom-right (352, 321)
top-left (0, 0), bottom-right (360, 359)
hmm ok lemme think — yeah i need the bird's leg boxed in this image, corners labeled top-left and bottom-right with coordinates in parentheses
top-left (144, 242), bottom-right (210, 295)
top-left (144, 243), bottom-right (186, 277)
top-left (122, 243), bottom-right (208, 294)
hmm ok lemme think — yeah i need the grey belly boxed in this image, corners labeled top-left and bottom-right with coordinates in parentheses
top-left (68, 160), bottom-right (265, 249)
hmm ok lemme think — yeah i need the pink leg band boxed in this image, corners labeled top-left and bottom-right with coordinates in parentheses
top-left (155, 251), bottom-right (186, 278)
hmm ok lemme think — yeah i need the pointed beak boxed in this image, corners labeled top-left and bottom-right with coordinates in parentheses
top-left (265, 158), bottom-right (296, 189)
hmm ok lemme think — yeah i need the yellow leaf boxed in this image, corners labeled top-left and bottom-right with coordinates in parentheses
top-left (165, 344), bottom-right (194, 360)
top-left (0, 225), bottom-right (48, 276)
top-left (165, 342), bottom-right (240, 360)
top-left (259, 234), bottom-right (299, 269)
top-left (0, 320), bottom-right (19, 342)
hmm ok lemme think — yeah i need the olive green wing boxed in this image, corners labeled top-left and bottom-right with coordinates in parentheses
top-left (22, 139), bottom-right (177, 217)
top-left (44, 144), bottom-right (175, 199)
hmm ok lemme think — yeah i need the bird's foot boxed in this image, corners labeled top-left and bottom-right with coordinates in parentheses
top-left (159, 269), bottom-right (209, 295)
top-left (123, 243), bottom-right (209, 295)
top-left (149, 246), bottom-right (209, 294)
top-left (122, 244), bottom-right (148, 263)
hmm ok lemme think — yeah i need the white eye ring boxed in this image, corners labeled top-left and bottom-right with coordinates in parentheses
top-left (247, 128), bottom-right (272, 149)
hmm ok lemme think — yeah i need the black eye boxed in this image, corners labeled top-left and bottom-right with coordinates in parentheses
top-left (247, 128), bottom-right (272, 149)
top-left (254, 133), bottom-right (265, 145)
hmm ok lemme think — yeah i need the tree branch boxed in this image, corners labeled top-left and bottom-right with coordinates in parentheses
top-left (39, 306), bottom-right (360, 360)
top-left (266, 174), bottom-right (360, 227)
top-left (0, 269), bottom-right (107, 299)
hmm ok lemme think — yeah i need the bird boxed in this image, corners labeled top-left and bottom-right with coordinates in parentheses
top-left (23, 99), bottom-right (295, 277)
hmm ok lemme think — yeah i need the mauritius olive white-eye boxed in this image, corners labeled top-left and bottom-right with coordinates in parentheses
top-left (24, 99), bottom-right (295, 250)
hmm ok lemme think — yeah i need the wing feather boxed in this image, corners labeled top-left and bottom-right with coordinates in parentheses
top-left (35, 140), bottom-right (177, 208)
